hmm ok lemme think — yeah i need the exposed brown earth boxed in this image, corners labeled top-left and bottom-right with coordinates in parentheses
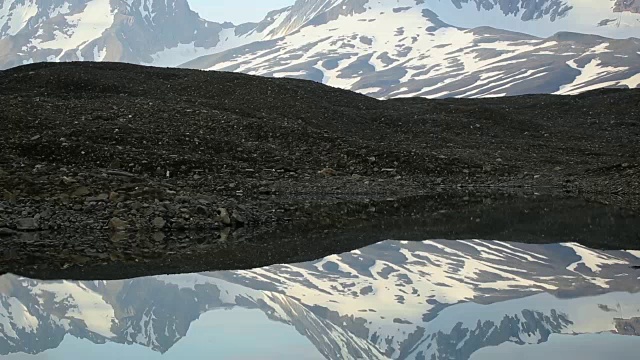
top-left (0, 62), bottom-right (639, 279)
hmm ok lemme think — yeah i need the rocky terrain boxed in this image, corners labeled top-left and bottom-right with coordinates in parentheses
top-left (0, 62), bottom-right (639, 278)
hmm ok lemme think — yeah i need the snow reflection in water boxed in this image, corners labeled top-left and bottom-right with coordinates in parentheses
top-left (1, 240), bottom-right (639, 360)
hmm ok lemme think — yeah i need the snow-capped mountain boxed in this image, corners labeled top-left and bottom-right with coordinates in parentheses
top-left (1, 240), bottom-right (639, 359)
top-left (1, 0), bottom-right (639, 98)
top-left (0, 0), bottom-right (304, 69)
top-left (183, 0), bottom-right (640, 98)
top-left (0, 0), bottom-right (356, 69)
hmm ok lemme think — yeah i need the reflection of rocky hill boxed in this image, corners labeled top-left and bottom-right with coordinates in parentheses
top-left (1, 240), bottom-right (639, 359)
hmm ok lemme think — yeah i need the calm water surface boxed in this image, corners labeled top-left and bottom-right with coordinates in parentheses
top-left (1, 239), bottom-right (639, 359)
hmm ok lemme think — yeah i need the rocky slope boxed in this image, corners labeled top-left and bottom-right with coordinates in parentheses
top-left (1, 240), bottom-right (639, 359)
top-left (1, 62), bottom-right (639, 277)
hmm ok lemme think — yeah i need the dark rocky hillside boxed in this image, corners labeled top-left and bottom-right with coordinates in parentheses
top-left (0, 62), bottom-right (639, 278)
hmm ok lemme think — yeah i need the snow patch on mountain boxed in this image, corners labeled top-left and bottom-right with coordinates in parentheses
top-left (564, 243), bottom-right (628, 274)
top-left (0, 297), bottom-right (38, 339)
top-left (145, 42), bottom-right (211, 67)
top-left (33, 281), bottom-right (116, 338)
top-left (556, 52), bottom-right (634, 95)
top-left (6, 298), bottom-right (38, 333)
top-left (31, 0), bottom-right (115, 57)
top-left (626, 250), bottom-right (640, 259)
top-left (185, 2), bottom-right (640, 98)
top-left (0, 0), bottom-right (38, 36)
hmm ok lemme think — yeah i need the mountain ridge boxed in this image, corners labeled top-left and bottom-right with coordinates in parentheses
top-left (182, 2), bottom-right (640, 98)
top-left (1, 0), bottom-right (639, 98)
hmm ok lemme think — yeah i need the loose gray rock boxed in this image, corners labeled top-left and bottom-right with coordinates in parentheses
top-left (217, 208), bottom-right (232, 225)
top-left (86, 194), bottom-right (109, 202)
top-left (3, 190), bottom-right (17, 203)
top-left (16, 218), bottom-right (38, 231)
top-left (108, 217), bottom-right (128, 231)
top-left (232, 210), bottom-right (246, 226)
top-left (130, 202), bottom-right (143, 210)
top-left (39, 209), bottom-right (53, 220)
top-left (196, 205), bottom-right (208, 215)
top-left (109, 192), bottom-right (123, 202)
top-left (152, 217), bottom-right (166, 229)
top-left (72, 187), bottom-right (90, 197)
top-left (153, 232), bottom-right (166, 242)
top-left (172, 219), bottom-right (186, 230)
top-left (220, 227), bottom-right (231, 241)
top-left (0, 228), bottom-right (16, 237)
top-left (318, 168), bottom-right (337, 176)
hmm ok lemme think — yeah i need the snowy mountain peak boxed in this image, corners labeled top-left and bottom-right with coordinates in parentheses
top-left (1, 0), bottom-right (639, 96)
top-left (250, 0), bottom-right (640, 38)
top-left (183, 0), bottom-right (640, 99)
top-left (0, 0), bottom-right (236, 68)
top-left (263, 0), bottom-right (450, 34)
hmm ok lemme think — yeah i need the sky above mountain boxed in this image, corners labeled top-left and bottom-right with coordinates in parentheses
top-left (190, 0), bottom-right (294, 23)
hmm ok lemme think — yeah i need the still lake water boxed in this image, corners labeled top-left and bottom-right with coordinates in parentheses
top-left (1, 239), bottom-right (639, 359)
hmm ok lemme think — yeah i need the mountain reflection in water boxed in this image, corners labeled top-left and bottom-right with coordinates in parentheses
top-left (1, 240), bottom-right (639, 360)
